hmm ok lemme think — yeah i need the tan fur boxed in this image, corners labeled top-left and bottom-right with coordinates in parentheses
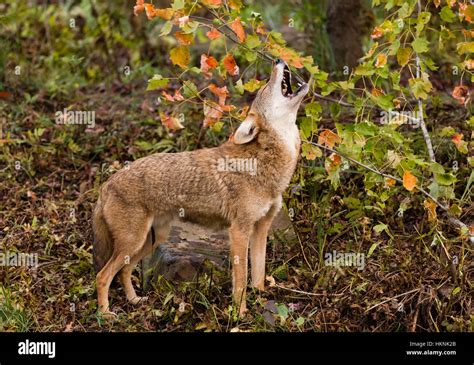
top-left (92, 61), bottom-right (308, 316)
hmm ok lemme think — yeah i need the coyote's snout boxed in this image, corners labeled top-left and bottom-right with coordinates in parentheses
top-left (92, 60), bottom-right (309, 316)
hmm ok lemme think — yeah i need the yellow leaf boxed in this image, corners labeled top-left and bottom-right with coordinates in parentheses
top-left (375, 53), bottom-right (387, 68)
top-left (170, 46), bottom-right (190, 68)
top-left (403, 171), bottom-right (417, 192)
top-left (423, 199), bottom-right (437, 221)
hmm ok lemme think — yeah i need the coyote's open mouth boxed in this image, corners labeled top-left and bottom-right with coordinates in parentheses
top-left (281, 64), bottom-right (305, 99)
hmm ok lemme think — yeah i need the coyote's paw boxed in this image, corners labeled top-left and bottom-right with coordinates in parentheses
top-left (129, 296), bottom-right (148, 305)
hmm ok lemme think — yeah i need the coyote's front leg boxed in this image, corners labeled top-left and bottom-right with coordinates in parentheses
top-left (229, 223), bottom-right (251, 316)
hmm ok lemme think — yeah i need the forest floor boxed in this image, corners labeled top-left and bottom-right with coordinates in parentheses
top-left (0, 82), bottom-right (472, 332)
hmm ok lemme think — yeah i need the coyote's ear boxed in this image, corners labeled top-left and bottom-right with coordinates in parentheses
top-left (233, 115), bottom-right (259, 144)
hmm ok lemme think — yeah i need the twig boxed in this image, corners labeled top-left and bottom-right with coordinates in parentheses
top-left (272, 283), bottom-right (344, 297)
top-left (415, 0), bottom-right (435, 162)
top-left (365, 288), bottom-right (420, 312)
top-left (308, 141), bottom-right (473, 243)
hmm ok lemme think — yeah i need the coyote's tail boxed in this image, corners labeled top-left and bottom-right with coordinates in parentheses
top-left (92, 195), bottom-right (113, 273)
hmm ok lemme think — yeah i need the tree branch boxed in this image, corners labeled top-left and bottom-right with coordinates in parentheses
top-left (415, 0), bottom-right (436, 163)
top-left (308, 141), bottom-right (473, 244)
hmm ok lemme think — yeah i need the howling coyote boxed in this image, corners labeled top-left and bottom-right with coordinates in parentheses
top-left (93, 60), bottom-right (309, 317)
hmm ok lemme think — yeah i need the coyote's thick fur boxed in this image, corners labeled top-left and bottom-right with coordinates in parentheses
top-left (93, 60), bottom-right (309, 316)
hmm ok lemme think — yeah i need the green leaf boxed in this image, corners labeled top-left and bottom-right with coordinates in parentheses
top-left (355, 121), bottom-right (377, 136)
top-left (429, 162), bottom-right (445, 174)
top-left (411, 37), bottom-right (429, 53)
top-left (160, 21), bottom-right (173, 36)
top-left (409, 77), bottom-right (432, 99)
top-left (397, 47), bottom-right (412, 66)
top-left (244, 34), bottom-right (261, 49)
top-left (434, 173), bottom-right (456, 186)
top-left (182, 80), bottom-right (198, 98)
top-left (373, 223), bottom-right (388, 233)
top-left (440, 6), bottom-right (456, 23)
top-left (305, 102), bottom-right (322, 119)
top-left (277, 304), bottom-right (289, 320)
top-left (242, 78), bottom-right (265, 92)
top-left (172, 0), bottom-right (184, 10)
top-left (235, 79), bottom-right (244, 94)
top-left (355, 62), bottom-right (375, 76)
top-left (367, 242), bottom-right (380, 257)
top-left (146, 75), bottom-right (169, 91)
top-left (389, 39), bottom-right (400, 56)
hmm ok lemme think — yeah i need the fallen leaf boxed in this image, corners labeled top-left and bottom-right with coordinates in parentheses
top-left (423, 199), bottom-right (437, 221)
top-left (384, 177), bottom-right (396, 188)
top-left (403, 171), bottom-right (417, 191)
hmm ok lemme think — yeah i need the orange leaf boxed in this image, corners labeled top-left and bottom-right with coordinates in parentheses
top-left (371, 26), bottom-right (383, 39)
top-left (203, 101), bottom-right (223, 128)
top-left (317, 129), bottom-right (341, 149)
top-left (325, 153), bottom-right (342, 174)
top-left (230, 17), bottom-right (246, 43)
top-left (424, 199), bottom-right (437, 222)
top-left (144, 4), bottom-right (156, 20)
top-left (452, 85), bottom-right (470, 104)
top-left (173, 89), bottom-right (184, 101)
top-left (206, 27), bottom-right (221, 40)
top-left (208, 84), bottom-right (234, 112)
top-left (384, 177), bottom-right (396, 188)
top-left (161, 91), bottom-right (175, 102)
top-left (202, 0), bottom-right (222, 6)
top-left (159, 112), bottom-right (184, 130)
top-left (133, 0), bottom-right (145, 16)
top-left (271, 45), bottom-right (304, 69)
top-left (223, 54), bottom-right (239, 76)
top-left (464, 59), bottom-right (474, 70)
top-left (452, 133), bottom-right (463, 147)
top-left (200, 54), bottom-right (218, 76)
top-left (175, 31), bottom-right (193, 45)
top-left (403, 171), bottom-right (417, 192)
top-left (459, 3), bottom-right (474, 23)
top-left (154, 8), bottom-right (174, 20)
top-left (375, 53), bottom-right (387, 68)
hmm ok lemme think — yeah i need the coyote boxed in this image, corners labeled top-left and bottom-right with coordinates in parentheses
top-left (92, 60), bottom-right (309, 317)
